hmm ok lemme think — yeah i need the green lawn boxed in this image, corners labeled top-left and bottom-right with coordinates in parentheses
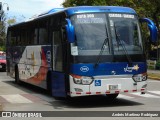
top-left (148, 73), bottom-right (160, 80)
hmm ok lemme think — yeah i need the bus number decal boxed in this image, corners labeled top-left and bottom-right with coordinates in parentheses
top-left (77, 14), bottom-right (94, 18)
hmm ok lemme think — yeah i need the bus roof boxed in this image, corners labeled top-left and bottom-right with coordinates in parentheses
top-left (39, 6), bottom-right (136, 17)
top-left (38, 8), bottom-right (65, 17)
top-left (65, 6), bottom-right (136, 16)
top-left (8, 6), bottom-right (136, 28)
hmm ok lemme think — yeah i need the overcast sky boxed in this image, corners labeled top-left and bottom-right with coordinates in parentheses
top-left (1, 0), bottom-right (64, 22)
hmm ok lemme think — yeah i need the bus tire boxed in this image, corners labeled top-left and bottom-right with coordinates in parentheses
top-left (54, 96), bottom-right (65, 100)
top-left (46, 71), bottom-right (52, 95)
top-left (106, 94), bottom-right (119, 100)
top-left (15, 66), bottom-right (21, 84)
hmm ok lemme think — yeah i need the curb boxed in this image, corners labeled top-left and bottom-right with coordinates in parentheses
top-left (148, 76), bottom-right (160, 81)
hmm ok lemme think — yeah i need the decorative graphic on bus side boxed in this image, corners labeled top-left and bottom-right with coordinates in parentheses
top-left (124, 64), bottom-right (139, 72)
top-left (27, 48), bottom-right (48, 85)
top-left (31, 52), bottom-right (36, 71)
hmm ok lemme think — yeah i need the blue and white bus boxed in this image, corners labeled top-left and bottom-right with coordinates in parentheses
top-left (6, 6), bottom-right (157, 99)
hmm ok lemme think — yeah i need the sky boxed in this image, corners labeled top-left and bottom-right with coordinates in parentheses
top-left (1, 0), bottom-right (64, 22)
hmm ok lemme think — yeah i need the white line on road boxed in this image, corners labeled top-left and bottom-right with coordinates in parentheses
top-left (148, 80), bottom-right (160, 82)
top-left (0, 94), bottom-right (33, 103)
top-left (131, 92), bottom-right (160, 98)
top-left (117, 94), bottom-right (134, 99)
top-left (148, 91), bottom-right (160, 95)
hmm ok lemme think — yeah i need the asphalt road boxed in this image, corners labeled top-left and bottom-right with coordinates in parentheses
top-left (0, 72), bottom-right (160, 119)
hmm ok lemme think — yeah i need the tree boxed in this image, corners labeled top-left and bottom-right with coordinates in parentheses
top-left (63, 0), bottom-right (160, 31)
top-left (7, 18), bottom-right (16, 26)
top-left (62, 0), bottom-right (160, 60)
top-left (63, 0), bottom-right (106, 7)
top-left (104, 0), bottom-right (160, 59)
top-left (0, 10), bottom-right (16, 51)
top-left (0, 10), bottom-right (6, 51)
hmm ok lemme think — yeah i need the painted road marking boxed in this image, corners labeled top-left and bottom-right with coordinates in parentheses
top-left (0, 94), bottom-right (33, 103)
top-left (0, 91), bottom-right (160, 104)
top-left (147, 91), bottom-right (160, 96)
top-left (148, 80), bottom-right (160, 82)
top-left (117, 94), bottom-right (134, 99)
top-left (131, 92), bottom-right (160, 98)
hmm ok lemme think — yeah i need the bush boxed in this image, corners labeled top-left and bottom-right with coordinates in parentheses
top-left (156, 60), bottom-right (160, 70)
top-left (0, 46), bottom-right (6, 51)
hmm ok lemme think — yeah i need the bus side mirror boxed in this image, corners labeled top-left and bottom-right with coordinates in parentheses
top-left (65, 18), bottom-right (75, 43)
top-left (139, 18), bottom-right (157, 42)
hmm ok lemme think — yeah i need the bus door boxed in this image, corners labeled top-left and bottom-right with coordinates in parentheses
top-left (51, 30), bottom-right (66, 97)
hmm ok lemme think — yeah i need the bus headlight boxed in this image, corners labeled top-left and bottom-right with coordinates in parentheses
top-left (71, 74), bottom-right (94, 85)
top-left (82, 76), bottom-right (93, 85)
top-left (132, 73), bottom-right (147, 82)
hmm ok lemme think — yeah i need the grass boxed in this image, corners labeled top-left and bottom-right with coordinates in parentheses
top-left (148, 73), bottom-right (160, 80)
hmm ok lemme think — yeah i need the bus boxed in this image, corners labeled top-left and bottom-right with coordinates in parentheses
top-left (6, 6), bottom-right (157, 99)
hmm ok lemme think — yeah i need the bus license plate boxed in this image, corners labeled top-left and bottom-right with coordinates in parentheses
top-left (109, 85), bottom-right (118, 90)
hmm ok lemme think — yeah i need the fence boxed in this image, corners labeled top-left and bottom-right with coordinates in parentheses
top-left (147, 60), bottom-right (157, 69)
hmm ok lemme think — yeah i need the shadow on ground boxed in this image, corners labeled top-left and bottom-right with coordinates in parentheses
top-left (3, 81), bottom-right (144, 110)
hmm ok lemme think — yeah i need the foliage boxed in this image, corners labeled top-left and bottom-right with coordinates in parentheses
top-left (63, 0), bottom-right (106, 7)
top-left (156, 60), bottom-right (160, 70)
top-left (7, 18), bottom-right (16, 26)
top-left (62, 0), bottom-right (160, 60)
top-left (62, 0), bottom-right (160, 31)
top-left (0, 46), bottom-right (6, 51)
top-left (0, 10), bottom-right (6, 51)
top-left (0, 10), bottom-right (16, 51)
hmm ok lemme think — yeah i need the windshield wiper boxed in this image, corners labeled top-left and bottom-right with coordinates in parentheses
top-left (94, 24), bottom-right (109, 68)
top-left (114, 24), bottom-right (133, 66)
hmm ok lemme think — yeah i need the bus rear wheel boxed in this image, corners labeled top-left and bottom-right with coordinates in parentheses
top-left (15, 67), bottom-right (21, 84)
top-left (46, 71), bottom-right (52, 95)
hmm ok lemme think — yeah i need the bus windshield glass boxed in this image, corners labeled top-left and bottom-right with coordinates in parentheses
top-left (70, 13), bottom-right (144, 63)
top-left (71, 13), bottom-right (110, 56)
top-left (108, 13), bottom-right (143, 55)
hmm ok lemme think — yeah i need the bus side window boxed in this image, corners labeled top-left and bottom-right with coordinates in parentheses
top-left (53, 31), bottom-right (63, 72)
top-left (17, 36), bottom-right (21, 46)
top-left (27, 28), bottom-right (35, 45)
top-left (39, 28), bottom-right (48, 44)
top-left (39, 20), bottom-right (49, 45)
top-left (10, 31), bottom-right (16, 46)
top-left (34, 29), bottom-right (38, 45)
top-left (7, 31), bottom-right (11, 46)
top-left (21, 30), bottom-right (28, 46)
top-left (11, 37), bottom-right (16, 46)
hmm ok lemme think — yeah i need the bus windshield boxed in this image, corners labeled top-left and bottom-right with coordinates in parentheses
top-left (108, 13), bottom-right (143, 55)
top-left (71, 13), bottom-right (110, 56)
top-left (70, 13), bottom-right (144, 63)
